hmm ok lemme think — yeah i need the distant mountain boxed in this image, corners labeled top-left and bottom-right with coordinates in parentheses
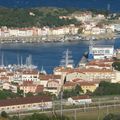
top-left (0, 0), bottom-right (119, 12)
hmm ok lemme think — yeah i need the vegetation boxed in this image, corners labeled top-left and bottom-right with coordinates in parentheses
top-left (112, 61), bottom-right (120, 71)
top-left (63, 84), bottom-right (83, 98)
top-left (103, 113), bottom-right (120, 120)
top-left (93, 81), bottom-right (120, 96)
top-left (0, 7), bottom-right (79, 28)
top-left (0, 89), bottom-right (18, 100)
top-left (0, 112), bottom-right (69, 120)
top-left (0, 88), bottom-right (55, 100)
top-left (1, 111), bottom-right (8, 118)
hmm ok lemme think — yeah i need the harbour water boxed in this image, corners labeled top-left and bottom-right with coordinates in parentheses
top-left (0, 39), bottom-right (119, 74)
top-left (0, 0), bottom-right (120, 12)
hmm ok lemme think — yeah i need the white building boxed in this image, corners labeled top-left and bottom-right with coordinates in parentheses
top-left (0, 96), bottom-right (52, 113)
top-left (9, 29), bottom-right (19, 37)
top-left (2, 82), bottom-right (17, 93)
top-left (21, 69), bottom-right (39, 82)
top-left (91, 45), bottom-right (114, 59)
top-left (68, 95), bottom-right (92, 105)
top-left (113, 24), bottom-right (120, 32)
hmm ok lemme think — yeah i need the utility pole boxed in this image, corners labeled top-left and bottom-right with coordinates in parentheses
top-left (74, 109), bottom-right (77, 120)
top-left (106, 105), bottom-right (109, 115)
top-left (52, 96), bottom-right (55, 114)
top-left (98, 99), bottom-right (100, 120)
top-left (84, 103), bottom-right (86, 112)
top-left (60, 90), bottom-right (63, 120)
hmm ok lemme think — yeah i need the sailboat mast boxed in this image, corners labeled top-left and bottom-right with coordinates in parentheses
top-left (1, 52), bottom-right (4, 67)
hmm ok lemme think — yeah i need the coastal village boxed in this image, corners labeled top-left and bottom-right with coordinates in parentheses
top-left (0, 40), bottom-right (120, 112)
top-left (0, 9), bottom-right (120, 115)
top-left (0, 11), bottom-right (120, 42)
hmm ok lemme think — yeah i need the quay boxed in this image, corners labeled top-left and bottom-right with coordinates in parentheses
top-left (0, 33), bottom-right (117, 44)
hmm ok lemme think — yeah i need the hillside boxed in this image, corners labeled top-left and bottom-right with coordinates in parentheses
top-left (0, 7), bottom-right (78, 28)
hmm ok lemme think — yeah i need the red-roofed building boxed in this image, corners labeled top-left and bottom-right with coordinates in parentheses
top-left (0, 96), bottom-right (52, 113)
top-left (19, 81), bottom-right (43, 94)
top-left (21, 69), bottom-right (39, 82)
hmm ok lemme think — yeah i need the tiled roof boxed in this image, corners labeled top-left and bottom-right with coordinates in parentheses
top-left (22, 69), bottom-right (39, 75)
top-left (71, 95), bottom-right (90, 100)
top-left (39, 74), bottom-right (61, 81)
top-left (64, 81), bottom-right (76, 87)
top-left (35, 85), bottom-right (44, 93)
top-left (0, 96), bottom-right (52, 107)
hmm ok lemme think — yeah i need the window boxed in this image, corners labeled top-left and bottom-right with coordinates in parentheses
top-left (105, 50), bottom-right (110, 54)
top-left (33, 105), bottom-right (36, 107)
top-left (28, 105), bottom-right (31, 107)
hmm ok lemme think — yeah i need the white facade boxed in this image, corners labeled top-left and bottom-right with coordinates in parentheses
top-left (21, 71), bottom-right (39, 82)
top-left (92, 45), bottom-right (114, 59)
top-left (0, 97), bottom-right (52, 113)
top-left (9, 29), bottom-right (19, 37)
top-left (114, 24), bottom-right (120, 32)
top-left (2, 82), bottom-right (17, 93)
top-left (68, 97), bottom-right (92, 105)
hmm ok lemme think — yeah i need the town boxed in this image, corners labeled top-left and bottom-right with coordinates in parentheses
top-left (0, 9), bottom-right (120, 43)
top-left (0, 40), bottom-right (120, 115)
top-left (0, 7), bottom-right (120, 120)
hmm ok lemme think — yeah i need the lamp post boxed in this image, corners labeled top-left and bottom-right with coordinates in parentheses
top-left (60, 90), bottom-right (63, 120)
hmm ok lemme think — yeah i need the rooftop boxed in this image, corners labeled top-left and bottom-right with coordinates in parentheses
top-left (71, 95), bottom-right (90, 100)
top-left (0, 96), bottom-right (52, 107)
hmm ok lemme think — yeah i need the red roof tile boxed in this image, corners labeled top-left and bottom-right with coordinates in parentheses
top-left (0, 96), bottom-right (52, 107)
top-left (71, 95), bottom-right (90, 100)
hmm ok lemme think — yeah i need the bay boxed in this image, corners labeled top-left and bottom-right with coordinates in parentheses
top-left (0, 0), bottom-right (120, 12)
top-left (0, 39), bottom-right (118, 74)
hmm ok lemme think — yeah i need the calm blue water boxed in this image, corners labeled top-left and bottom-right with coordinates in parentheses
top-left (0, 39), bottom-right (119, 74)
top-left (0, 0), bottom-right (120, 12)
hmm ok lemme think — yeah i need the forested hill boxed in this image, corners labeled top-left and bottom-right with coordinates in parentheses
top-left (0, 7), bottom-right (79, 28)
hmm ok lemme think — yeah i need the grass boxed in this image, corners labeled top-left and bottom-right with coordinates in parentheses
top-left (55, 106), bottom-right (120, 120)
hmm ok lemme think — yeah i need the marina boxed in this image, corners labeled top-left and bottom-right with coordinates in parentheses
top-left (0, 38), bottom-right (117, 73)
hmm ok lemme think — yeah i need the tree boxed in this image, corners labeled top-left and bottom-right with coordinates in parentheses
top-left (10, 116), bottom-right (20, 120)
top-left (112, 61), bottom-right (120, 71)
top-left (1, 111), bottom-right (8, 118)
top-left (22, 113), bottom-right (70, 120)
top-left (86, 90), bottom-right (93, 96)
top-left (23, 113), bottom-right (49, 120)
top-left (93, 81), bottom-right (120, 96)
top-left (17, 88), bottom-right (23, 97)
top-left (63, 85), bottom-right (83, 98)
top-left (103, 113), bottom-right (120, 120)
top-left (26, 92), bottom-right (34, 97)
top-left (78, 27), bottom-right (83, 34)
top-left (0, 90), bottom-right (17, 100)
top-left (75, 84), bottom-right (83, 95)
